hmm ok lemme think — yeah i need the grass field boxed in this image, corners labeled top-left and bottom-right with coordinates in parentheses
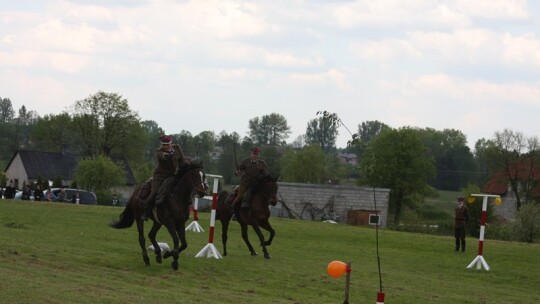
top-left (1, 199), bottom-right (539, 303)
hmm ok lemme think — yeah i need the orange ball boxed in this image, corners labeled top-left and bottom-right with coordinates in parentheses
top-left (327, 261), bottom-right (347, 278)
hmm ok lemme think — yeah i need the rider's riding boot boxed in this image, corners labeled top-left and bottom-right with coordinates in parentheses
top-left (141, 194), bottom-right (156, 221)
top-left (241, 190), bottom-right (252, 209)
top-left (461, 241), bottom-right (466, 252)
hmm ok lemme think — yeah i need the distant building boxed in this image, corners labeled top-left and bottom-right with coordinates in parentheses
top-left (482, 159), bottom-right (540, 220)
top-left (337, 152), bottom-right (358, 166)
top-left (4, 150), bottom-right (136, 200)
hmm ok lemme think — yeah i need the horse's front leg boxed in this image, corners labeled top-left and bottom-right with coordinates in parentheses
top-left (240, 222), bottom-right (257, 256)
top-left (259, 220), bottom-right (275, 246)
top-left (251, 223), bottom-right (271, 259)
top-left (163, 223), bottom-right (180, 270)
top-left (148, 221), bottom-right (163, 264)
top-left (135, 218), bottom-right (150, 266)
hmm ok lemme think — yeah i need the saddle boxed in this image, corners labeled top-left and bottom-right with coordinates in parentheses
top-left (138, 177), bottom-right (153, 200)
top-left (226, 187), bottom-right (238, 206)
top-left (138, 176), bottom-right (176, 206)
top-left (155, 176), bottom-right (176, 206)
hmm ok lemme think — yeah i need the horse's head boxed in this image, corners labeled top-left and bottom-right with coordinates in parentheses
top-left (176, 160), bottom-right (208, 199)
top-left (260, 174), bottom-right (279, 206)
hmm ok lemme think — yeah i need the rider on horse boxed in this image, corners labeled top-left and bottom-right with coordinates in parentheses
top-left (232, 147), bottom-right (269, 211)
top-left (142, 135), bottom-right (186, 220)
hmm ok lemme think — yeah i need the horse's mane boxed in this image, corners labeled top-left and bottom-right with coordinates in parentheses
top-left (252, 174), bottom-right (277, 191)
top-left (175, 159), bottom-right (204, 178)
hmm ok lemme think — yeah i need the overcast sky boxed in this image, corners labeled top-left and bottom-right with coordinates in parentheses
top-left (2, 0), bottom-right (540, 149)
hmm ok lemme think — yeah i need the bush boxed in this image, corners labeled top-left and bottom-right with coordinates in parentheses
top-left (516, 203), bottom-right (540, 243)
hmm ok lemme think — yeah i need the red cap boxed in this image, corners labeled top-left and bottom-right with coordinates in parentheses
top-left (160, 135), bottom-right (172, 144)
top-left (250, 147), bottom-right (261, 155)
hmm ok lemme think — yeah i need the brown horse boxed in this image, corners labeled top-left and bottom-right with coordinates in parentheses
top-left (216, 174), bottom-right (279, 259)
top-left (110, 162), bottom-right (208, 270)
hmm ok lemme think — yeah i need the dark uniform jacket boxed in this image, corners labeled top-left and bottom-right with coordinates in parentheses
top-left (238, 157), bottom-right (269, 186)
top-left (153, 144), bottom-right (185, 182)
top-left (454, 204), bottom-right (470, 229)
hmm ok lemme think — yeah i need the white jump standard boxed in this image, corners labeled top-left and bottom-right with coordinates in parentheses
top-left (466, 193), bottom-right (500, 271)
top-left (195, 174), bottom-right (223, 259)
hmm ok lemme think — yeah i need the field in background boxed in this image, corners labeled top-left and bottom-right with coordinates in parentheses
top-left (1, 199), bottom-right (539, 303)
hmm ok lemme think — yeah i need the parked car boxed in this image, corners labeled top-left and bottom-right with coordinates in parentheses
top-left (15, 188), bottom-right (97, 205)
top-left (13, 191), bottom-right (31, 200)
top-left (49, 188), bottom-right (97, 205)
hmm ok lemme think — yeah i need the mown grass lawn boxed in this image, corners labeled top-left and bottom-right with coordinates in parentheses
top-left (1, 199), bottom-right (539, 303)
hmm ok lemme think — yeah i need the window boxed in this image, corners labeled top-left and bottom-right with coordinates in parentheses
top-left (369, 214), bottom-right (380, 225)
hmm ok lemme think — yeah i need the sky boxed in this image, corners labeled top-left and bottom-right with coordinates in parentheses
top-left (2, 0), bottom-right (540, 149)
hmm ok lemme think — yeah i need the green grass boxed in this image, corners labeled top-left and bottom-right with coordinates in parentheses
top-left (1, 199), bottom-right (539, 303)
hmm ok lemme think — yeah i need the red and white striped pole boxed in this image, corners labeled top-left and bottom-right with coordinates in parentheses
top-left (467, 194), bottom-right (499, 271)
top-left (185, 197), bottom-right (204, 232)
top-left (195, 174), bottom-right (223, 259)
top-left (376, 292), bottom-right (385, 304)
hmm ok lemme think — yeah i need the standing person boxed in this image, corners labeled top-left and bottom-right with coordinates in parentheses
top-left (21, 185), bottom-right (32, 200)
top-left (454, 196), bottom-right (470, 252)
top-left (4, 180), bottom-right (16, 199)
top-left (71, 191), bottom-right (80, 204)
top-left (231, 147), bottom-right (269, 209)
top-left (34, 185), bottom-right (43, 201)
top-left (57, 188), bottom-right (67, 202)
top-left (141, 135), bottom-right (186, 220)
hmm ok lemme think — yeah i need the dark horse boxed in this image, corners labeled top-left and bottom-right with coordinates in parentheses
top-left (110, 162), bottom-right (208, 270)
top-left (216, 174), bottom-right (279, 259)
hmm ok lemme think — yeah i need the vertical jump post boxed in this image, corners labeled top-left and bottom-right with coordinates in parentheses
top-left (195, 174), bottom-right (223, 259)
top-left (185, 196), bottom-right (204, 232)
top-left (466, 193), bottom-right (500, 271)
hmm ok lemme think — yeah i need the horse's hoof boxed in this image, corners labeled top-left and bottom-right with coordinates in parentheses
top-left (171, 261), bottom-right (178, 270)
top-left (264, 254), bottom-right (271, 259)
top-left (163, 252), bottom-right (171, 259)
top-left (156, 256), bottom-right (163, 264)
top-left (251, 252), bottom-right (257, 256)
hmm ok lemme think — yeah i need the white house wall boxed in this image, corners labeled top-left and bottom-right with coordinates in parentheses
top-left (5, 154), bottom-right (28, 188)
top-left (275, 182), bottom-right (390, 227)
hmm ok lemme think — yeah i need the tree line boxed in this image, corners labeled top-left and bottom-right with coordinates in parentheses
top-left (2, 92), bottom-right (540, 229)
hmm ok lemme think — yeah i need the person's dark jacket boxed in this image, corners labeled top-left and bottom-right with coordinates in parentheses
top-left (4, 185), bottom-right (16, 199)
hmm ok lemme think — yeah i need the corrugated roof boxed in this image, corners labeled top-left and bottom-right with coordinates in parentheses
top-left (6, 150), bottom-right (135, 185)
top-left (19, 150), bottom-right (77, 180)
top-left (483, 159), bottom-right (540, 196)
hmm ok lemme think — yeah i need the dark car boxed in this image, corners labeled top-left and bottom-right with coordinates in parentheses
top-left (47, 188), bottom-right (97, 205)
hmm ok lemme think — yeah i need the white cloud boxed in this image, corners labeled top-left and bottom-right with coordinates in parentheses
top-left (452, 0), bottom-right (529, 19)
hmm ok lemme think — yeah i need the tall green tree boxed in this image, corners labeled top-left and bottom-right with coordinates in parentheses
top-left (30, 113), bottom-right (74, 153)
top-left (248, 113), bottom-right (291, 145)
top-left (351, 120), bottom-right (391, 156)
top-left (305, 115), bottom-right (339, 153)
top-left (74, 155), bottom-right (125, 193)
top-left (70, 91), bottom-right (139, 157)
top-left (279, 145), bottom-right (345, 184)
top-left (0, 97), bottom-right (16, 166)
top-left (417, 128), bottom-right (477, 191)
top-left (215, 131), bottom-right (239, 184)
top-left (360, 127), bottom-right (435, 225)
top-left (280, 145), bottom-right (325, 183)
top-left (0, 97), bottom-right (15, 123)
top-left (487, 129), bottom-right (540, 209)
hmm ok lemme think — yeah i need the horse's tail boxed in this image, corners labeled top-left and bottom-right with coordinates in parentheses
top-left (110, 203), bottom-right (135, 229)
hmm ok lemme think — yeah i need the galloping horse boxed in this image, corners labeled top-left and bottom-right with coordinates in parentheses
top-left (216, 174), bottom-right (279, 259)
top-left (110, 162), bottom-right (207, 270)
